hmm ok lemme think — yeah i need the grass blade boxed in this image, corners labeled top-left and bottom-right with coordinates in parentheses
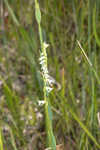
top-left (77, 40), bottom-right (100, 85)
top-left (0, 128), bottom-right (3, 150)
top-left (93, 4), bottom-right (100, 47)
top-left (4, 0), bottom-right (20, 26)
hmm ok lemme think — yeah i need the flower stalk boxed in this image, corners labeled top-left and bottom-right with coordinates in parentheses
top-left (35, 0), bottom-right (56, 149)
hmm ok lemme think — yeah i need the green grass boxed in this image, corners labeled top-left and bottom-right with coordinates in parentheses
top-left (0, 0), bottom-right (100, 149)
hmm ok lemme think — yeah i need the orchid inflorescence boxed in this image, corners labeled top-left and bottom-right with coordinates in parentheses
top-left (39, 42), bottom-right (54, 95)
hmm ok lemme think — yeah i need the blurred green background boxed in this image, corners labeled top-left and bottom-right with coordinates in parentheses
top-left (0, 0), bottom-right (100, 149)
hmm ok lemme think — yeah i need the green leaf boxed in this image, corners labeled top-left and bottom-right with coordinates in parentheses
top-left (93, 4), bottom-right (100, 47)
top-left (0, 128), bottom-right (3, 150)
top-left (48, 103), bottom-right (53, 121)
top-left (46, 103), bottom-right (56, 150)
top-left (48, 130), bottom-right (56, 150)
top-left (35, 0), bottom-right (41, 24)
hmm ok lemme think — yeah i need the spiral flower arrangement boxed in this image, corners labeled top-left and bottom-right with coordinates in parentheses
top-left (39, 42), bottom-right (54, 95)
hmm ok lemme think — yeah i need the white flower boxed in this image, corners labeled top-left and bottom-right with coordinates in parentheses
top-left (38, 100), bottom-right (46, 106)
top-left (39, 59), bottom-right (46, 65)
top-left (43, 42), bottom-right (49, 49)
top-left (46, 86), bottom-right (53, 93)
top-left (39, 56), bottom-right (45, 61)
top-left (39, 42), bottom-right (54, 94)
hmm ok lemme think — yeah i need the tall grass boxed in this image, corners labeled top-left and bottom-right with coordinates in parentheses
top-left (0, 0), bottom-right (100, 149)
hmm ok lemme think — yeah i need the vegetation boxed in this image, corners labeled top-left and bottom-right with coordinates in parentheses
top-left (0, 0), bottom-right (100, 149)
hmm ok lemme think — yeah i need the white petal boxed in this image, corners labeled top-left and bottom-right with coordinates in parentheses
top-left (43, 42), bottom-right (49, 49)
top-left (39, 56), bottom-right (45, 61)
top-left (46, 86), bottom-right (53, 93)
top-left (38, 100), bottom-right (45, 106)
